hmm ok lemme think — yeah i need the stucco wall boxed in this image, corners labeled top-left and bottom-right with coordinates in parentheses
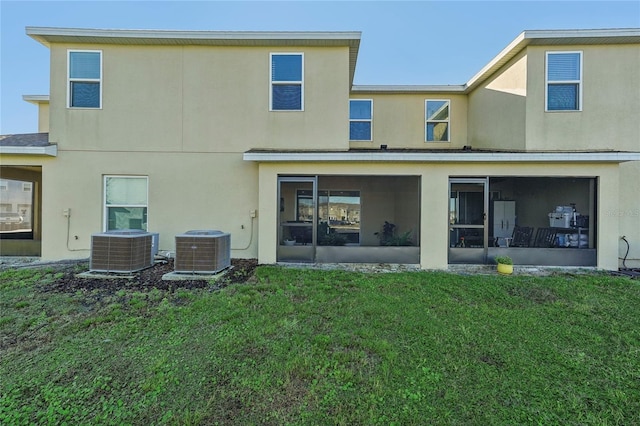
top-left (39, 151), bottom-right (259, 260)
top-left (38, 103), bottom-right (50, 133)
top-left (467, 51), bottom-right (527, 150)
top-left (617, 162), bottom-right (640, 268)
top-left (48, 43), bottom-right (350, 153)
top-left (348, 94), bottom-right (468, 150)
top-left (525, 44), bottom-right (640, 151)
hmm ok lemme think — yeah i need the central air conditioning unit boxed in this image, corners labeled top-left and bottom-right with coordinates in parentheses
top-left (174, 230), bottom-right (231, 274)
top-left (90, 229), bottom-right (154, 273)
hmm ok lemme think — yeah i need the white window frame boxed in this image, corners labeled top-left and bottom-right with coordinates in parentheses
top-left (67, 49), bottom-right (103, 109)
top-left (103, 175), bottom-right (148, 231)
top-left (270, 52), bottom-right (304, 112)
top-left (425, 99), bottom-right (451, 142)
top-left (349, 99), bottom-right (373, 141)
top-left (545, 51), bottom-right (583, 112)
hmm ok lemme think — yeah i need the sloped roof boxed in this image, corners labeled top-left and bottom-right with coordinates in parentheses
top-left (0, 133), bottom-right (56, 156)
top-left (353, 28), bottom-right (640, 94)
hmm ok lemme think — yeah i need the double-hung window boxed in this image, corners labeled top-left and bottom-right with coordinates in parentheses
top-left (68, 50), bottom-right (102, 108)
top-left (270, 53), bottom-right (303, 111)
top-left (104, 176), bottom-right (148, 231)
top-left (349, 99), bottom-right (373, 141)
top-left (546, 51), bottom-right (582, 111)
top-left (425, 99), bottom-right (450, 142)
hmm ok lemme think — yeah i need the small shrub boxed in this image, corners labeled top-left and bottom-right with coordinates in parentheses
top-left (494, 255), bottom-right (513, 265)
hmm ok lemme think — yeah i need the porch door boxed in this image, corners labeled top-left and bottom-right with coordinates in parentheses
top-left (277, 176), bottom-right (317, 262)
top-left (448, 178), bottom-right (488, 264)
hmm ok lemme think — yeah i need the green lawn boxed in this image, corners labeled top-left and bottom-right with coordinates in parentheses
top-left (1, 265), bottom-right (639, 425)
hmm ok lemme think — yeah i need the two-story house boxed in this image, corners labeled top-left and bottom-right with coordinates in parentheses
top-left (1, 27), bottom-right (639, 270)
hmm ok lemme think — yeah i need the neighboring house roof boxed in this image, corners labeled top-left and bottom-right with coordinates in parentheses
top-left (25, 27), bottom-right (362, 87)
top-left (0, 133), bottom-right (57, 156)
top-left (353, 28), bottom-right (640, 94)
top-left (22, 95), bottom-right (50, 105)
top-left (243, 148), bottom-right (640, 163)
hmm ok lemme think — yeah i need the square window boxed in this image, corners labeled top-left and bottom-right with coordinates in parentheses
top-left (68, 50), bottom-right (102, 108)
top-left (271, 54), bottom-right (303, 111)
top-left (349, 100), bottom-right (372, 141)
top-left (104, 176), bottom-right (148, 231)
top-left (546, 52), bottom-right (582, 111)
top-left (425, 100), bottom-right (450, 142)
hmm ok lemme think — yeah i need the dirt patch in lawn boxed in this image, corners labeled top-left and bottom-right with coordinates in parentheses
top-left (39, 258), bottom-right (258, 294)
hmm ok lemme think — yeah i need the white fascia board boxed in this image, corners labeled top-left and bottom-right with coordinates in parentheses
top-left (352, 85), bottom-right (466, 94)
top-left (22, 95), bottom-right (50, 104)
top-left (26, 27), bottom-right (361, 46)
top-left (465, 32), bottom-right (528, 91)
top-left (244, 151), bottom-right (640, 163)
top-left (523, 28), bottom-right (640, 39)
top-left (0, 145), bottom-right (57, 156)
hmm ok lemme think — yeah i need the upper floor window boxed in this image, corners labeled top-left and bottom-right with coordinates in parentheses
top-left (68, 50), bottom-right (102, 108)
top-left (425, 99), bottom-right (450, 142)
top-left (104, 176), bottom-right (148, 231)
top-left (546, 51), bottom-right (582, 111)
top-left (270, 53), bottom-right (303, 111)
top-left (349, 99), bottom-right (373, 141)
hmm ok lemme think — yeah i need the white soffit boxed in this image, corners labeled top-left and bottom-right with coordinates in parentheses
top-left (243, 151), bottom-right (640, 163)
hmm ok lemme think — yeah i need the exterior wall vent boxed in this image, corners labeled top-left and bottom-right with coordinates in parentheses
top-left (174, 230), bottom-right (231, 274)
top-left (90, 229), bottom-right (154, 273)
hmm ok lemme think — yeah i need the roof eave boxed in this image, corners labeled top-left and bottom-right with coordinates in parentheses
top-left (243, 151), bottom-right (640, 163)
top-left (0, 145), bottom-right (57, 156)
top-left (465, 28), bottom-right (640, 93)
top-left (26, 26), bottom-right (362, 93)
top-left (352, 85), bottom-right (466, 94)
top-left (22, 95), bottom-right (50, 105)
top-left (25, 26), bottom-right (361, 46)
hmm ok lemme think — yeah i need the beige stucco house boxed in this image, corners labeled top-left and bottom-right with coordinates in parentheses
top-left (1, 27), bottom-right (639, 270)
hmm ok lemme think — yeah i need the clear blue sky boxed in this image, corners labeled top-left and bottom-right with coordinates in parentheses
top-left (1, 1), bottom-right (639, 134)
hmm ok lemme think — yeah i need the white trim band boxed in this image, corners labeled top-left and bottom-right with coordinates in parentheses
top-left (244, 151), bottom-right (640, 163)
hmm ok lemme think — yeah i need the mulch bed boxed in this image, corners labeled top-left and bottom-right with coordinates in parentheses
top-left (41, 258), bottom-right (258, 294)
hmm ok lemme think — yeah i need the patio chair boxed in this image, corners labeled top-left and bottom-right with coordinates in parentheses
top-left (511, 226), bottom-right (534, 247)
top-left (533, 227), bottom-right (557, 248)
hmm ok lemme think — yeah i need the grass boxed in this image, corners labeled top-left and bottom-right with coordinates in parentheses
top-left (1, 265), bottom-right (639, 425)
